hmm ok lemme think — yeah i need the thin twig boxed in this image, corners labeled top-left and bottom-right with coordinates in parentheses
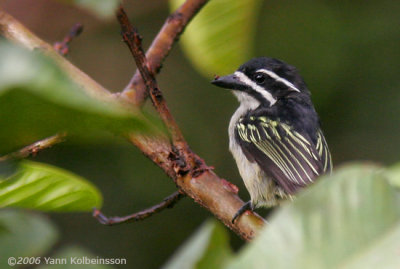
top-left (54, 23), bottom-right (83, 56)
top-left (121, 0), bottom-right (209, 105)
top-left (93, 191), bottom-right (184, 225)
top-left (0, 133), bottom-right (67, 161)
top-left (116, 6), bottom-right (195, 174)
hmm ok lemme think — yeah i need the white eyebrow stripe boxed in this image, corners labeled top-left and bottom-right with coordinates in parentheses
top-left (234, 71), bottom-right (277, 107)
top-left (257, 69), bottom-right (301, 93)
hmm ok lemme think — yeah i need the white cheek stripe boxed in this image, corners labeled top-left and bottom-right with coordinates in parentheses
top-left (257, 69), bottom-right (301, 93)
top-left (234, 71), bottom-right (277, 107)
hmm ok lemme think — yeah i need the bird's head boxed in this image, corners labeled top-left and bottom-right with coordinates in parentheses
top-left (212, 57), bottom-right (309, 108)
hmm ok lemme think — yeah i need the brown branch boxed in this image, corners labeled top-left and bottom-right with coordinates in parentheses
top-left (92, 191), bottom-right (184, 225)
top-left (179, 172), bottom-right (266, 240)
top-left (125, 136), bottom-right (265, 240)
top-left (121, 0), bottom-right (209, 105)
top-left (0, 10), bottom-right (111, 100)
top-left (116, 6), bottom-right (265, 239)
top-left (117, 6), bottom-right (196, 173)
top-left (128, 134), bottom-right (265, 240)
top-left (0, 9), bottom-right (265, 241)
top-left (0, 133), bottom-right (67, 161)
top-left (54, 23), bottom-right (83, 56)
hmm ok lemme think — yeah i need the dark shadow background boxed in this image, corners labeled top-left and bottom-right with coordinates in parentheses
top-left (1, 0), bottom-right (400, 268)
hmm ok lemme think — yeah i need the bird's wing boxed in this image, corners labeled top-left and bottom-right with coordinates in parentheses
top-left (315, 129), bottom-right (332, 175)
top-left (235, 117), bottom-right (331, 194)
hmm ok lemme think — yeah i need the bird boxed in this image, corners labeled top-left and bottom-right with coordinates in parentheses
top-left (211, 57), bottom-right (332, 223)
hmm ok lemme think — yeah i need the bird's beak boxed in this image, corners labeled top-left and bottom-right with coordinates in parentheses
top-left (211, 74), bottom-right (247, 91)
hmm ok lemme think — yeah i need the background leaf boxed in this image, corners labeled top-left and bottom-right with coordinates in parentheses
top-left (58, 0), bottom-right (121, 19)
top-left (0, 160), bottom-right (102, 212)
top-left (0, 210), bottom-right (58, 259)
top-left (227, 163), bottom-right (400, 269)
top-left (169, 0), bottom-right (263, 77)
top-left (0, 42), bottom-right (160, 155)
top-left (163, 220), bottom-right (232, 269)
top-left (385, 163), bottom-right (400, 190)
top-left (38, 246), bottom-right (116, 269)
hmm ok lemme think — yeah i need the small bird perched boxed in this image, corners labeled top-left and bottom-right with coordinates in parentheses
top-left (211, 57), bottom-right (332, 223)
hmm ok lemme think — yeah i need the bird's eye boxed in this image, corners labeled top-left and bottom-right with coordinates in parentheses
top-left (254, 73), bottom-right (266, 84)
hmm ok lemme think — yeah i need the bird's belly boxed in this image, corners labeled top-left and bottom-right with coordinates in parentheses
top-left (229, 137), bottom-right (281, 208)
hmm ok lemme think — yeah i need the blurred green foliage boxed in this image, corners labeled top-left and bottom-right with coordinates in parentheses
top-left (0, 0), bottom-right (400, 268)
top-left (0, 42), bottom-right (159, 154)
top-left (0, 210), bottom-right (115, 268)
top-left (169, 0), bottom-right (263, 76)
top-left (164, 164), bottom-right (400, 269)
top-left (0, 210), bottom-right (58, 259)
top-left (163, 220), bottom-right (232, 269)
top-left (59, 0), bottom-right (121, 19)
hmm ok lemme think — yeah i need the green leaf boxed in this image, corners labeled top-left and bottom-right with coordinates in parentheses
top-left (0, 210), bottom-right (58, 258)
top-left (0, 41), bottom-right (160, 155)
top-left (38, 246), bottom-right (116, 269)
top-left (58, 0), bottom-right (121, 19)
top-left (385, 162), bottom-right (400, 189)
top-left (0, 160), bottom-right (102, 212)
top-left (228, 163), bottom-right (400, 269)
top-left (169, 0), bottom-right (262, 77)
top-left (163, 220), bottom-right (232, 269)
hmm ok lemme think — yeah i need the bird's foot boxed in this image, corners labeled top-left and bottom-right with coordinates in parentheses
top-left (232, 201), bottom-right (253, 224)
